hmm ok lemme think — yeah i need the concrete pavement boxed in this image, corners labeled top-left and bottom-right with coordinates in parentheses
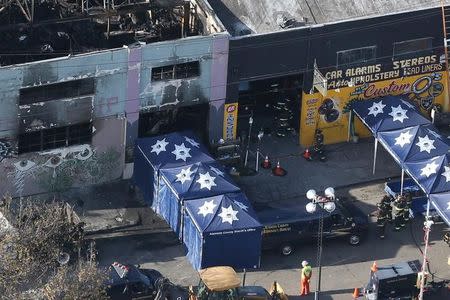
top-left (95, 181), bottom-right (450, 300)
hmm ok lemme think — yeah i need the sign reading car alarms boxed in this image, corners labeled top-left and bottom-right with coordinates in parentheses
top-left (223, 103), bottom-right (238, 141)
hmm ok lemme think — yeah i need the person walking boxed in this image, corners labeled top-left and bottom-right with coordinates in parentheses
top-left (300, 260), bottom-right (312, 296)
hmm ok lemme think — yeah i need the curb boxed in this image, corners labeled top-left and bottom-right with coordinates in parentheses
top-left (334, 175), bottom-right (401, 191)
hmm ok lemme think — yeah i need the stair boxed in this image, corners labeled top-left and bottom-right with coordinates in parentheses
top-left (441, 3), bottom-right (450, 72)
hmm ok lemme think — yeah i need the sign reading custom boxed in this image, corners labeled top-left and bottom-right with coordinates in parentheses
top-left (223, 103), bottom-right (238, 140)
top-left (325, 55), bottom-right (443, 89)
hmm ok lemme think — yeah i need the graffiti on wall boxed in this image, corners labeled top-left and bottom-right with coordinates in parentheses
top-left (6, 144), bottom-right (120, 196)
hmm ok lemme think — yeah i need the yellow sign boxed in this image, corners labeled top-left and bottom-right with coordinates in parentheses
top-left (223, 103), bottom-right (238, 140)
top-left (300, 71), bottom-right (448, 146)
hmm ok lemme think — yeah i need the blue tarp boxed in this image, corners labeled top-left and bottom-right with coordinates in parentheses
top-left (133, 131), bottom-right (214, 206)
top-left (428, 193), bottom-right (450, 225)
top-left (183, 193), bottom-right (262, 270)
top-left (352, 96), bottom-right (430, 134)
top-left (156, 161), bottom-right (241, 235)
top-left (404, 154), bottom-right (450, 195)
top-left (378, 124), bottom-right (450, 164)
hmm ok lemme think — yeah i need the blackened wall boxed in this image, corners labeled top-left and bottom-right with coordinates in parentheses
top-left (227, 7), bottom-right (444, 102)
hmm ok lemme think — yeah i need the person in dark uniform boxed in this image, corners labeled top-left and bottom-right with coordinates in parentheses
top-left (402, 193), bottom-right (412, 225)
top-left (376, 196), bottom-right (392, 239)
top-left (392, 195), bottom-right (406, 231)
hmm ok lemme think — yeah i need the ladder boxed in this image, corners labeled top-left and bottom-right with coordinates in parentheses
top-left (441, 0), bottom-right (450, 110)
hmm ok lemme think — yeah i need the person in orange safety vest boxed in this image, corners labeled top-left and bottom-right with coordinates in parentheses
top-left (300, 260), bottom-right (312, 296)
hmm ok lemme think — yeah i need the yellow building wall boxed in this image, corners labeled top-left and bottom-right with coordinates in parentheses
top-left (300, 71), bottom-right (448, 146)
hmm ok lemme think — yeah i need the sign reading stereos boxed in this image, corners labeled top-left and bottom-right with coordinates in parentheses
top-left (325, 55), bottom-right (442, 89)
top-left (300, 54), bottom-right (447, 147)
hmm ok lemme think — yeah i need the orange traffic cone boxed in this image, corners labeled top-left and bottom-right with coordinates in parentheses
top-left (303, 148), bottom-right (312, 161)
top-left (261, 156), bottom-right (272, 169)
top-left (272, 161), bottom-right (287, 176)
top-left (352, 287), bottom-right (360, 299)
top-left (371, 261), bottom-right (378, 273)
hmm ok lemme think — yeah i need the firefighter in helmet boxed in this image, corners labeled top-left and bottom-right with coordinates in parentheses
top-left (392, 194), bottom-right (406, 231)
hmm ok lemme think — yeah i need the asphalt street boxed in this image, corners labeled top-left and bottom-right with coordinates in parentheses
top-left (95, 182), bottom-right (450, 300)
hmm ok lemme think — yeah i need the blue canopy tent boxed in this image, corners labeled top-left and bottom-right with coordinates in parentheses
top-left (351, 96), bottom-right (431, 174)
top-left (377, 124), bottom-right (450, 164)
top-left (403, 154), bottom-right (450, 195)
top-left (183, 193), bottom-right (262, 270)
top-left (377, 124), bottom-right (450, 194)
top-left (133, 131), bottom-right (214, 206)
top-left (428, 193), bottom-right (450, 225)
top-left (157, 161), bottom-right (241, 236)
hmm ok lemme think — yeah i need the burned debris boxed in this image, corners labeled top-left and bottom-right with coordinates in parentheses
top-left (0, 0), bottom-right (205, 65)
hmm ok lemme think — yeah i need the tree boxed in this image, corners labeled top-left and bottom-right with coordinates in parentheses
top-left (0, 194), bottom-right (108, 299)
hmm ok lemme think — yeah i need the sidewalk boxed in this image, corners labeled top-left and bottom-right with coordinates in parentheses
top-left (235, 136), bottom-right (401, 204)
top-left (12, 137), bottom-right (400, 234)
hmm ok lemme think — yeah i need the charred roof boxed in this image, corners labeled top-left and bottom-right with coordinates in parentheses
top-left (0, 0), bottom-right (225, 65)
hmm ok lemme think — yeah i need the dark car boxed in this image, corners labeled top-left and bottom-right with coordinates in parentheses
top-left (106, 262), bottom-right (163, 300)
top-left (256, 197), bottom-right (369, 256)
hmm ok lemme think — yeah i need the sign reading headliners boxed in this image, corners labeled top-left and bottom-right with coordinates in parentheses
top-left (325, 55), bottom-right (444, 89)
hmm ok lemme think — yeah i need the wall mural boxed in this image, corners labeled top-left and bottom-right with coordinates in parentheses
top-left (6, 144), bottom-right (120, 196)
top-left (300, 70), bottom-right (447, 146)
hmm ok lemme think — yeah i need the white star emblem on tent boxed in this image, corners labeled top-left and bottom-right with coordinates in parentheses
top-left (394, 130), bottom-right (413, 148)
top-left (218, 205), bottom-right (239, 225)
top-left (171, 143), bottom-right (192, 161)
top-left (447, 201), bottom-right (450, 210)
top-left (184, 136), bottom-right (200, 148)
top-left (441, 166), bottom-right (450, 183)
top-left (420, 161), bottom-right (439, 177)
top-left (388, 105), bottom-right (409, 123)
top-left (150, 138), bottom-right (169, 155)
top-left (415, 135), bottom-right (436, 153)
top-left (367, 101), bottom-right (386, 117)
top-left (234, 201), bottom-right (248, 211)
top-left (175, 167), bottom-right (194, 184)
top-left (209, 166), bottom-right (224, 177)
top-left (198, 200), bottom-right (217, 217)
top-left (196, 172), bottom-right (217, 190)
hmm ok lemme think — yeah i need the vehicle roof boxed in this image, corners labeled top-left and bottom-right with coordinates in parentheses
top-left (255, 199), bottom-right (340, 225)
top-left (106, 264), bottom-right (150, 287)
top-left (376, 260), bottom-right (421, 280)
top-left (199, 266), bottom-right (241, 291)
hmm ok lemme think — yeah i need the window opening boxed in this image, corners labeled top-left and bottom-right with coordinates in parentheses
top-left (393, 38), bottom-right (432, 59)
top-left (337, 46), bottom-right (377, 68)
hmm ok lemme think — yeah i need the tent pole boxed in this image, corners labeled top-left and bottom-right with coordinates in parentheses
top-left (242, 268), bottom-right (247, 286)
top-left (347, 111), bottom-right (352, 142)
top-left (372, 138), bottom-right (378, 175)
top-left (400, 169), bottom-right (405, 196)
top-left (418, 200), bottom-right (432, 300)
top-left (180, 199), bottom-right (184, 243)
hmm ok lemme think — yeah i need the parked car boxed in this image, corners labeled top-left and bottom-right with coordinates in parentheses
top-left (256, 197), bottom-right (369, 256)
top-left (190, 266), bottom-right (284, 300)
top-left (106, 262), bottom-right (164, 300)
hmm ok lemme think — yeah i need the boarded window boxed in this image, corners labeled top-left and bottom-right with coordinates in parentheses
top-left (337, 46), bottom-right (377, 68)
top-left (152, 61), bottom-right (200, 81)
top-left (19, 78), bottom-right (95, 105)
top-left (18, 123), bottom-right (92, 154)
top-left (393, 38), bottom-right (432, 59)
